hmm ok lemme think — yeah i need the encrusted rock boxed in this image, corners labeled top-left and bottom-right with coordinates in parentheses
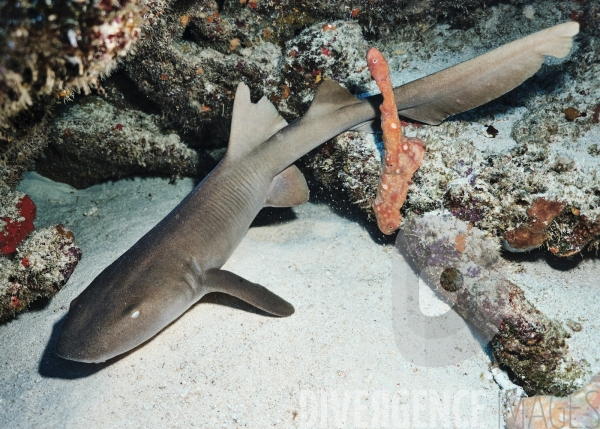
top-left (0, 224), bottom-right (82, 322)
top-left (37, 95), bottom-right (200, 188)
top-left (0, 0), bottom-right (156, 186)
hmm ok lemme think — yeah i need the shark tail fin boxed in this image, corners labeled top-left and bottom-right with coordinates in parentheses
top-left (203, 268), bottom-right (295, 317)
top-left (390, 21), bottom-right (580, 125)
top-left (533, 21), bottom-right (580, 58)
top-left (227, 82), bottom-right (289, 160)
top-left (304, 79), bottom-right (363, 119)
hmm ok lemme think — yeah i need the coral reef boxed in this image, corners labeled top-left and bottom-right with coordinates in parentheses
top-left (0, 0), bottom-right (153, 187)
top-left (366, 47), bottom-right (424, 234)
top-left (398, 212), bottom-right (590, 396)
top-left (310, 1), bottom-right (600, 255)
top-left (36, 95), bottom-right (201, 189)
top-left (506, 372), bottom-right (600, 429)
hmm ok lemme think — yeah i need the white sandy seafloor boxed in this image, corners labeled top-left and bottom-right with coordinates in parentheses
top-left (0, 171), bottom-right (596, 429)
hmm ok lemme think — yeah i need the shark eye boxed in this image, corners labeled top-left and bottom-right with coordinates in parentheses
top-left (131, 310), bottom-right (140, 319)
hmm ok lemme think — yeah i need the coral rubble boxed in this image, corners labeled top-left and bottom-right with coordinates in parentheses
top-left (398, 212), bottom-right (590, 396)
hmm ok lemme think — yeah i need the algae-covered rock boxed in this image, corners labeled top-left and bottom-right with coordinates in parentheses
top-left (37, 95), bottom-right (201, 189)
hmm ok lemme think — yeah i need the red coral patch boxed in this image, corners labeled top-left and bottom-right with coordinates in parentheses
top-left (0, 195), bottom-right (36, 255)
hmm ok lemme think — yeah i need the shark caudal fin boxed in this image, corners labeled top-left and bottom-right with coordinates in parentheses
top-left (390, 22), bottom-right (579, 125)
top-left (304, 79), bottom-right (363, 119)
top-left (265, 164), bottom-right (309, 207)
top-left (203, 268), bottom-right (295, 317)
top-left (227, 82), bottom-right (289, 160)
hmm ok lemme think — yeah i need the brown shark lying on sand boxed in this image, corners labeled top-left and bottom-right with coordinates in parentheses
top-left (56, 22), bottom-right (579, 363)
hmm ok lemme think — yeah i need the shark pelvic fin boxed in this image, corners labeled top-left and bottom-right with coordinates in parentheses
top-left (265, 164), bottom-right (309, 207)
top-left (305, 80), bottom-right (362, 119)
top-left (203, 268), bottom-right (295, 317)
top-left (227, 82), bottom-right (288, 160)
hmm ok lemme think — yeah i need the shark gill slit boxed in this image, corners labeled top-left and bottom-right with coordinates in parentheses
top-left (183, 272), bottom-right (200, 296)
top-left (191, 257), bottom-right (202, 277)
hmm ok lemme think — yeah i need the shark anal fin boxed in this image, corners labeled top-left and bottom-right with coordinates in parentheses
top-left (203, 268), bottom-right (295, 317)
top-left (265, 164), bottom-right (309, 207)
top-left (227, 82), bottom-right (288, 160)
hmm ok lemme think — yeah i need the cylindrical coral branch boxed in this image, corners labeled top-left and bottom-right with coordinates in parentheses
top-left (367, 48), bottom-right (425, 235)
top-left (398, 213), bottom-right (590, 396)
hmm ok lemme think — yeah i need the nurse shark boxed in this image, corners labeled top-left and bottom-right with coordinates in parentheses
top-left (56, 22), bottom-right (579, 362)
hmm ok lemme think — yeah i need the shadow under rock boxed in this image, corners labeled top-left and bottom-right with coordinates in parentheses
top-left (501, 246), bottom-right (591, 271)
top-left (304, 172), bottom-right (396, 247)
top-left (38, 316), bottom-right (110, 379)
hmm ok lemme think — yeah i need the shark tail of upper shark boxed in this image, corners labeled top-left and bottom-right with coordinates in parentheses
top-left (351, 21), bottom-right (579, 132)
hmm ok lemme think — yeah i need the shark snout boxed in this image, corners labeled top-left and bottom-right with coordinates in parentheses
top-left (56, 315), bottom-right (113, 363)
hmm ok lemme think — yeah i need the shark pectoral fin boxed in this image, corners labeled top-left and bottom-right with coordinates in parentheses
top-left (227, 82), bottom-right (289, 161)
top-left (203, 268), bottom-right (295, 317)
top-left (265, 164), bottom-right (309, 207)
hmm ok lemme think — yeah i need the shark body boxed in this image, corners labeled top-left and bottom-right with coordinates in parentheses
top-left (56, 22), bottom-right (578, 363)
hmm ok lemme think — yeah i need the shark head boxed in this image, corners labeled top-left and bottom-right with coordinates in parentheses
top-left (55, 240), bottom-right (293, 363)
top-left (56, 253), bottom-right (196, 363)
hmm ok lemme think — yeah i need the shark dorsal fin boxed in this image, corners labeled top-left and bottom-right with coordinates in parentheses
top-left (305, 80), bottom-right (362, 119)
top-left (227, 82), bottom-right (288, 160)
